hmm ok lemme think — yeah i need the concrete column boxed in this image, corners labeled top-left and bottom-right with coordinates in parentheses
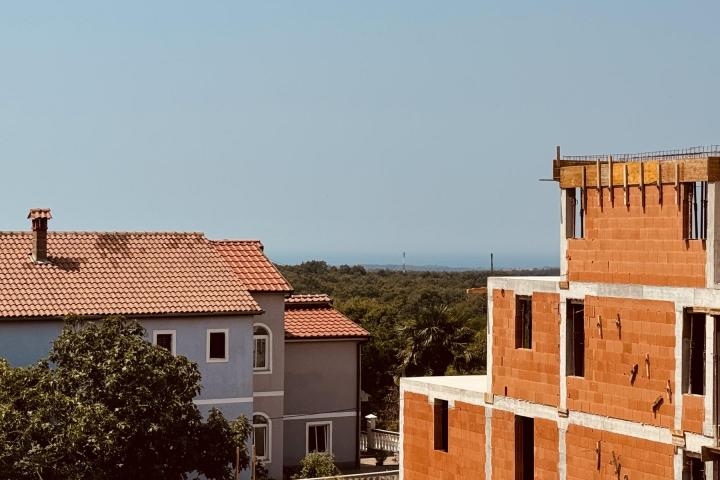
top-left (560, 190), bottom-right (572, 278)
top-left (675, 307), bottom-right (685, 431)
top-left (707, 182), bottom-right (720, 287)
top-left (484, 408), bottom-right (493, 480)
top-left (558, 426), bottom-right (567, 480)
top-left (705, 315), bottom-right (715, 437)
top-left (486, 281), bottom-right (495, 395)
top-left (365, 414), bottom-right (377, 450)
top-left (673, 449), bottom-right (684, 480)
top-left (559, 296), bottom-right (568, 412)
top-left (398, 393), bottom-right (404, 480)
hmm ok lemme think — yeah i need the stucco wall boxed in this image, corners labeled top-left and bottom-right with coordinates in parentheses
top-left (285, 340), bottom-right (359, 416)
top-left (284, 339), bottom-right (360, 468)
top-left (283, 415), bottom-right (357, 469)
top-left (0, 320), bottom-right (63, 366)
top-left (0, 314), bottom-right (256, 413)
top-left (252, 293), bottom-right (285, 393)
top-left (249, 293), bottom-right (286, 480)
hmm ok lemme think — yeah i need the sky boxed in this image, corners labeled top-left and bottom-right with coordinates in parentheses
top-left (2, 1), bottom-right (720, 269)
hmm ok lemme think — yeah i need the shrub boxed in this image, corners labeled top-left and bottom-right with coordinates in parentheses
top-left (295, 452), bottom-right (341, 478)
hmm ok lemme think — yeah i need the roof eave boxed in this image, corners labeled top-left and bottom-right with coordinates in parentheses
top-left (0, 309), bottom-right (264, 322)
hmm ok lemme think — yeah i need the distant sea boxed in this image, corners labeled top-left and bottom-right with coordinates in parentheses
top-left (272, 252), bottom-right (558, 272)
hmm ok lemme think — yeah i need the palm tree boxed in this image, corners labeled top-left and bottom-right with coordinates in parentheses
top-left (396, 301), bottom-right (475, 377)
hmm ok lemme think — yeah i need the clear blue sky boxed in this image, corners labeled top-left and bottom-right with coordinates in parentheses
top-left (2, 1), bottom-right (720, 268)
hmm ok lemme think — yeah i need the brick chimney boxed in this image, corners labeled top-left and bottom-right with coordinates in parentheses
top-left (28, 208), bottom-right (52, 263)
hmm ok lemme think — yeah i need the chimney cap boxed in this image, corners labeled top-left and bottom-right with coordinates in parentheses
top-left (28, 208), bottom-right (52, 220)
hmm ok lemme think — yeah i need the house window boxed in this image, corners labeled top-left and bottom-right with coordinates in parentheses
top-left (253, 324), bottom-right (271, 373)
top-left (253, 413), bottom-right (270, 462)
top-left (515, 415), bottom-right (534, 480)
top-left (686, 181), bottom-right (708, 240)
top-left (515, 295), bottom-right (532, 349)
top-left (433, 399), bottom-right (449, 452)
top-left (307, 422), bottom-right (332, 454)
top-left (683, 313), bottom-right (705, 395)
top-left (566, 300), bottom-right (585, 377)
top-left (207, 329), bottom-right (229, 362)
top-left (566, 188), bottom-right (584, 239)
top-left (153, 330), bottom-right (176, 355)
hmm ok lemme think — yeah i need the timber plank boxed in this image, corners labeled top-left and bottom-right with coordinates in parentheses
top-left (559, 158), bottom-right (713, 188)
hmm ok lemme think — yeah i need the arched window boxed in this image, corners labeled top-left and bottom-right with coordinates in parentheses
top-left (253, 324), bottom-right (271, 373)
top-left (253, 413), bottom-right (271, 461)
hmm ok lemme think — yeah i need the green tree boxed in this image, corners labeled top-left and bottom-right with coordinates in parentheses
top-left (397, 293), bottom-right (476, 377)
top-left (0, 316), bottom-right (252, 480)
top-left (278, 261), bottom-right (555, 426)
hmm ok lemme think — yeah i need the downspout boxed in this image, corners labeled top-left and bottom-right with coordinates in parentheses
top-left (355, 341), bottom-right (361, 468)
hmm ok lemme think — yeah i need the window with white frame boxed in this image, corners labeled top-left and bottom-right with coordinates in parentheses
top-left (253, 324), bottom-right (271, 372)
top-left (306, 421), bottom-right (332, 454)
top-left (206, 329), bottom-right (229, 362)
top-left (253, 413), bottom-right (270, 461)
top-left (152, 330), bottom-right (176, 355)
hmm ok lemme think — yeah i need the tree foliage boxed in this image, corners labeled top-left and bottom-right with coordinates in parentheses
top-left (295, 452), bottom-right (341, 479)
top-left (0, 316), bottom-right (252, 480)
top-left (279, 261), bottom-right (557, 428)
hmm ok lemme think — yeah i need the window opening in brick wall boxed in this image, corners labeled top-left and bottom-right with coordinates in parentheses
top-left (515, 295), bottom-right (532, 349)
top-left (683, 312), bottom-right (706, 395)
top-left (433, 399), bottom-right (448, 452)
top-left (566, 300), bottom-right (585, 377)
top-left (682, 452), bottom-right (704, 480)
top-left (514, 415), bottom-right (534, 480)
top-left (566, 188), bottom-right (584, 239)
top-left (686, 181), bottom-right (708, 240)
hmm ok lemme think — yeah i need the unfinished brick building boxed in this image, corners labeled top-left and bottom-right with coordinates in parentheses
top-left (400, 147), bottom-right (720, 479)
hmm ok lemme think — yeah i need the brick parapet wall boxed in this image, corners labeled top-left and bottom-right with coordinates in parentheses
top-left (566, 296), bottom-right (675, 428)
top-left (567, 185), bottom-right (705, 288)
top-left (402, 391), bottom-right (485, 480)
top-left (492, 289), bottom-right (560, 407)
top-left (401, 387), bottom-right (703, 478)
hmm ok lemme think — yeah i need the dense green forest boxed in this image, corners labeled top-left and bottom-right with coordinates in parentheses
top-left (278, 261), bottom-right (558, 429)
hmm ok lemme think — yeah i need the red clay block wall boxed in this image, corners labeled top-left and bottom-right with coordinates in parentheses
top-left (491, 409), bottom-right (515, 480)
top-left (492, 289), bottom-right (560, 407)
top-left (402, 392), bottom-right (485, 480)
top-left (535, 418), bottom-right (559, 480)
top-left (566, 296), bottom-right (675, 428)
top-left (490, 412), bottom-right (558, 480)
top-left (567, 185), bottom-right (705, 288)
top-left (566, 424), bottom-right (674, 480)
top-left (682, 394), bottom-right (704, 434)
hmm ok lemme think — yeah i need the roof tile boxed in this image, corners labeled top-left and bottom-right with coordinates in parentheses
top-left (212, 240), bottom-right (293, 293)
top-left (284, 294), bottom-right (368, 339)
top-left (0, 232), bottom-right (261, 318)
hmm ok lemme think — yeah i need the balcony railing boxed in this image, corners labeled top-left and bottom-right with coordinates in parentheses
top-left (302, 471), bottom-right (399, 480)
top-left (360, 428), bottom-right (399, 453)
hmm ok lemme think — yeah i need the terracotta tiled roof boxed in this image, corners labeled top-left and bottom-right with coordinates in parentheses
top-left (0, 232), bottom-right (261, 318)
top-left (284, 294), bottom-right (332, 306)
top-left (212, 240), bottom-right (293, 293)
top-left (284, 294), bottom-right (369, 339)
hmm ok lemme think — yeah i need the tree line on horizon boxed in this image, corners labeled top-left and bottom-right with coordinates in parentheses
top-left (278, 260), bottom-right (559, 429)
